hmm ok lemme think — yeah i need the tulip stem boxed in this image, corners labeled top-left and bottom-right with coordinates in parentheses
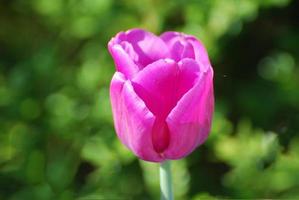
top-left (160, 160), bottom-right (174, 200)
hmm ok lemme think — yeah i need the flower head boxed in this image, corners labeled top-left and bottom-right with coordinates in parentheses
top-left (108, 29), bottom-right (214, 162)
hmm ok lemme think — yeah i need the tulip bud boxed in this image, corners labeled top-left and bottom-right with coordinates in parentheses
top-left (108, 29), bottom-right (214, 162)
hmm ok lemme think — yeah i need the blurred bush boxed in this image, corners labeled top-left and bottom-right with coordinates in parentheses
top-left (0, 0), bottom-right (299, 199)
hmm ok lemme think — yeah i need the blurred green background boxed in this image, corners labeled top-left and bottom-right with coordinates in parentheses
top-left (1, 0), bottom-right (299, 199)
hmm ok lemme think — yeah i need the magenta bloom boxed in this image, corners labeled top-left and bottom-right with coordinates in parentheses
top-left (108, 29), bottom-right (214, 162)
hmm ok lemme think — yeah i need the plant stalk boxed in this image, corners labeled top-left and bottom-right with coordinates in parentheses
top-left (160, 160), bottom-right (174, 200)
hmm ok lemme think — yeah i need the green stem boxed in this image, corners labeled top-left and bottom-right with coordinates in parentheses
top-left (160, 160), bottom-right (174, 200)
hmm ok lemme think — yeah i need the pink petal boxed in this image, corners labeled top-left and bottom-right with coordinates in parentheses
top-left (184, 36), bottom-right (212, 72)
top-left (131, 58), bottom-right (200, 153)
top-left (110, 72), bottom-right (163, 162)
top-left (160, 32), bottom-right (211, 72)
top-left (160, 31), bottom-right (180, 43)
top-left (125, 29), bottom-right (170, 66)
top-left (131, 59), bottom-right (179, 119)
top-left (151, 118), bottom-right (170, 153)
top-left (164, 65), bottom-right (214, 159)
top-left (108, 41), bottom-right (139, 79)
top-left (172, 40), bottom-right (195, 62)
top-left (112, 29), bottom-right (170, 68)
top-left (160, 32), bottom-right (195, 62)
top-left (119, 41), bottom-right (139, 63)
top-left (175, 58), bottom-right (201, 100)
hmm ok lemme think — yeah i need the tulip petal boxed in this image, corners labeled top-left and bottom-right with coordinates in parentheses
top-left (132, 58), bottom-right (200, 118)
top-left (173, 40), bottom-right (195, 62)
top-left (164, 64), bottom-right (214, 159)
top-left (160, 32), bottom-right (195, 62)
top-left (131, 59), bottom-right (179, 119)
top-left (126, 29), bottom-right (170, 66)
top-left (132, 58), bottom-right (201, 154)
top-left (184, 36), bottom-right (212, 72)
top-left (160, 31), bottom-right (180, 43)
top-left (113, 29), bottom-right (170, 67)
top-left (110, 72), bottom-right (163, 162)
top-left (175, 58), bottom-right (201, 100)
top-left (161, 32), bottom-right (211, 72)
top-left (108, 41), bottom-right (139, 79)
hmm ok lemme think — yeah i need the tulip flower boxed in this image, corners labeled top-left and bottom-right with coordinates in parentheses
top-left (108, 28), bottom-right (214, 161)
top-left (108, 28), bottom-right (214, 199)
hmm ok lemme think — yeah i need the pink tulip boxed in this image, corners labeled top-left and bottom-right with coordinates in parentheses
top-left (108, 29), bottom-right (214, 162)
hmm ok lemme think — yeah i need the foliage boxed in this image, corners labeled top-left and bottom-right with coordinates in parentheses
top-left (0, 0), bottom-right (299, 199)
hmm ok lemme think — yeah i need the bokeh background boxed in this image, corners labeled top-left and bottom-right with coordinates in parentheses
top-left (1, 0), bottom-right (299, 199)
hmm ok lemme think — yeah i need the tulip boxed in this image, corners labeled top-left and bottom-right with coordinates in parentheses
top-left (108, 29), bottom-right (214, 163)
